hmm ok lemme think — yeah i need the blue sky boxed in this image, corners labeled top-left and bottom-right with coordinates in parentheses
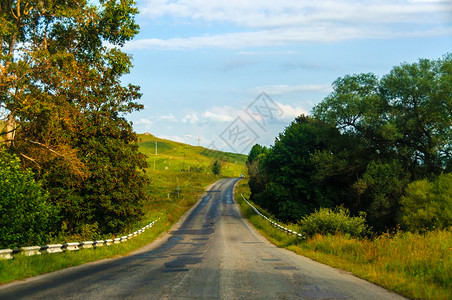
top-left (121, 0), bottom-right (452, 154)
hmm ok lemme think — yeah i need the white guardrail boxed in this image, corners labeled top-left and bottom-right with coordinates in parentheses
top-left (241, 194), bottom-right (305, 239)
top-left (0, 218), bottom-right (160, 260)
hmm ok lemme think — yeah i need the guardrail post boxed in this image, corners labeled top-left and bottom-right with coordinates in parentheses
top-left (93, 240), bottom-right (105, 248)
top-left (42, 244), bottom-right (64, 254)
top-left (63, 242), bottom-right (80, 251)
top-left (0, 249), bottom-right (13, 260)
top-left (80, 241), bottom-right (94, 249)
top-left (21, 246), bottom-right (41, 256)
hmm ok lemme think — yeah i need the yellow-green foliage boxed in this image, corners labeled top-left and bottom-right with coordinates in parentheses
top-left (399, 173), bottom-right (452, 232)
top-left (300, 207), bottom-right (369, 238)
top-left (235, 179), bottom-right (452, 300)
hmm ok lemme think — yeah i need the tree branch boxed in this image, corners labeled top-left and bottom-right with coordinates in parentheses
top-left (24, 139), bottom-right (72, 160)
top-left (19, 152), bottom-right (41, 169)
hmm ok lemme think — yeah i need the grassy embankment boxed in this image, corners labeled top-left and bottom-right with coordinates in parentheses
top-left (235, 178), bottom-right (451, 300)
top-left (0, 134), bottom-right (246, 284)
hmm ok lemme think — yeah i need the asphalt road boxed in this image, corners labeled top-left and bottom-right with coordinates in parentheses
top-left (0, 178), bottom-right (406, 299)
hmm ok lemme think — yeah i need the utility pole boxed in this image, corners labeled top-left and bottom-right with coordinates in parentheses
top-left (154, 141), bottom-right (157, 171)
top-left (198, 134), bottom-right (200, 147)
top-left (186, 134), bottom-right (189, 146)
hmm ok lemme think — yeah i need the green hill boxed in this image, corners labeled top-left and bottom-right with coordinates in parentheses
top-left (138, 133), bottom-right (247, 177)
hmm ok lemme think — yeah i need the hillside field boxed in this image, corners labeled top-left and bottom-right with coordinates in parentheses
top-left (138, 133), bottom-right (246, 177)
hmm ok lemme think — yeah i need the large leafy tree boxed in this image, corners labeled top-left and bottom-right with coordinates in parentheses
top-left (380, 55), bottom-right (452, 177)
top-left (254, 116), bottom-right (344, 221)
top-left (250, 55), bottom-right (450, 231)
top-left (311, 55), bottom-right (451, 230)
top-left (1, 0), bottom-right (148, 235)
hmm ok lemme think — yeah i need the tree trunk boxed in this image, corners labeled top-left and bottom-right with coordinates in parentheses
top-left (5, 113), bottom-right (16, 147)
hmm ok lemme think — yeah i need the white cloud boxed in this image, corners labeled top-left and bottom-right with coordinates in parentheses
top-left (238, 50), bottom-right (299, 56)
top-left (203, 107), bottom-right (236, 122)
top-left (159, 113), bottom-right (177, 122)
top-left (252, 84), bottom-right (332, 95)
top-left (158, 134), bottom-right (185, 143)
top-left (125, 26), bottom-right (452, 50)
top-left (134, 118), bottom-right (153, 131)
top-left (125, 27), bottom-right (365, 50)
top-left (136, 118), bottom-right (153, 125)
top-left (182, 113), bottom-right (199, 124)
top-left (129, 0), bottom-right (452, 50)
top-left (275, 102), bottom-right (308, 120)
top-left (140, 0), bottom-right (451, 27)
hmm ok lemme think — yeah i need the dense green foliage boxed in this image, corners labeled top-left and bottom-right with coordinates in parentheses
top-left (300, 207), bottom-right (369, 238)
top-left (399, 173), bottom-right (452, 232)
top-left (211, 160), bottom-right (222, 175)
top-left (0, 151), bottom-right (58, 248)
top-left (248, 54), bottom-right (451, 231)
top-left (0, 0), bottom-right (148, 240)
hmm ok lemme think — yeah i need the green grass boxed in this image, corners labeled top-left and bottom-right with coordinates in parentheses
top-left (235, 179), bottom-right (452, 300)
top-left (0, 134), bottom-right (246, 284)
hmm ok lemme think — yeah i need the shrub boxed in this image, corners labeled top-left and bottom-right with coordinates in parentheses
top-left (300, 207), bottom-right (369, 237)
top-left (0, 151), bottom-right (58, 248)
top-left (211, 160), bottom-right (221, 175)
top-left (399, 173), bottom-right (452, 232)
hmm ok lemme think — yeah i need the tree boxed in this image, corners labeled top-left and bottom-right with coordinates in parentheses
top-left (0, 150), bottom-right (58, 248)
top-left (246, 144), bottom-right (268, 199)
top-left (253, 116), bottom-right (344, 221)
top-left (380, 55), bottom-right (452, 178)
top-left (310, 55), bottom-right (451, 230)
top-left (1, 0), bottom-right (140, 168)
top-left (312, 73), bottom-right (390, 158)
top-left (212, 160), bottom-right (221, 175)
top-left (0, 0), bottom-right (148, 235)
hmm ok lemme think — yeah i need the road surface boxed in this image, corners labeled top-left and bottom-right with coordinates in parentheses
top-left (0, 178), bottom-right (405, 299)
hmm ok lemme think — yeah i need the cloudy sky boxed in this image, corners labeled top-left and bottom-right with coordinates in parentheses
top-left (122, 0), bottom-right (452, 154)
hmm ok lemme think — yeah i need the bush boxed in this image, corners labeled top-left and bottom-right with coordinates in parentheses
top-left (0, 151), bottom-right (58, 248)
top-left (399, 173), bottom-right (452, 232)
top-left (211, 160), bottom-right (221, 175)
top-left (300, 207), bottom-right (369, 237)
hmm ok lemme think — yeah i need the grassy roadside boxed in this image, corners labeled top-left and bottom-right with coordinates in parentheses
top-left (235, 178), bottom-right (452, 300)
top-left (0, 134), bottom-right (246, 285)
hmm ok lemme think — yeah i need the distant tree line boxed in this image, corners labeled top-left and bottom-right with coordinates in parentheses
top-left (247, 54), bottom-right (451, 232)
top-left (0, 0), bottom-right (148, 248)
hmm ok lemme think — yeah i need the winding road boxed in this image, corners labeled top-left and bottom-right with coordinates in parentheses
top-left (0, 178), bottom-right (405, 299)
